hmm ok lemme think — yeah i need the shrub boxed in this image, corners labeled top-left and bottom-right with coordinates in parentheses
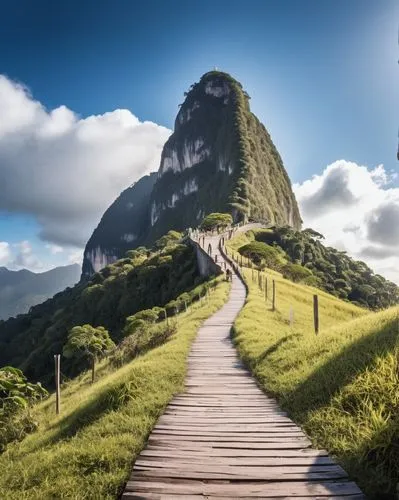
top-left (282, 263), bottom-right (313, 283)
top-left (0, 366), bottom-right (48, 451)
top-left (200, 213), bottom-right (233, 232)
top-left (239, 241), bottom-right (285, 269)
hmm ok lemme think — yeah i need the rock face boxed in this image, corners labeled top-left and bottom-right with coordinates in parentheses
top-left (147, 71), bottom-right (302, 242)
top-left (81, 173), bottom-right (157, 279)
top-left (82, 71), bottom-right (302, 277)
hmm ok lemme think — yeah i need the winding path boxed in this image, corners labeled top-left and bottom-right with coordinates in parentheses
top-left (123, 232), bottom-right (365, 499)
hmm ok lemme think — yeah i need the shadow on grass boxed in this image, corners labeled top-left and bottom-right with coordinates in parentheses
top-left (284, 316), bottom-right (398, 417)
top-left (257, 333), bottom-right (301, 363)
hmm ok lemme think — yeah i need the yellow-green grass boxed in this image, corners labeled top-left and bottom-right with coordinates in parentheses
top-left (0, 278), bottom-right (230, 500)
top-left (227, 233), bottom-right (399, 498)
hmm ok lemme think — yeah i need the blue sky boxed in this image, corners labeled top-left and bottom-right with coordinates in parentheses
top-left (0, 0), bottom-right (398, 279)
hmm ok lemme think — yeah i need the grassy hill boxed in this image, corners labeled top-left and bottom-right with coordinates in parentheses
top-left (227, 233), bottom-right (399, 498)
top-left (0, 277), bottom-right (230, 499)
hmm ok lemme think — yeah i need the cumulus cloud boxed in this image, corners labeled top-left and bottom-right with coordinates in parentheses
top-left (294, 160), bottom-right (399, 284)
top-left (12, 241), bottom-right (43, 271)
top-left (0, 75), bottom-right (171, 248)
top-left (0, 242), bottom-right (11, 266)
top-left (45, 244), bottom-right (64, 255)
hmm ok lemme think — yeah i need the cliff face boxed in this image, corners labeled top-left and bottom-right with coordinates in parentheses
top-left (81, 173), bottom-right (156, 279)
top-left (147, 71), bottom-right (302, 243)
top-left (82, 71), bottom-right (302, 277)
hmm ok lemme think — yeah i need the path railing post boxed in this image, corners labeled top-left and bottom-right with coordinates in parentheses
top-left (272, 280), bottom-right (276, 311)
top-left (54, 354), bottom-right (61, 415)
top-left (265, 277), bottom-right (268, 300)
top-left (313, 295), bottom-right (319, 334)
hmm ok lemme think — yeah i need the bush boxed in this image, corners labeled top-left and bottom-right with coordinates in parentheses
top-left (239, 241), bottom-right (285, 269)
top-left (282, 263), bottom-right (313, 283)
top-left (111, 323), bottom-right (177, 367)
top-left (155, 230), bottom-right (182, 250)
top-left (0, 366), bottom-right (48, 451)
top-left (200, 213), bottom-right (233, 232)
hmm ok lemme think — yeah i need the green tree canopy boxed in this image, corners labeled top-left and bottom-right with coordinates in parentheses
top-left (200, 213), bottom-right (233, 232)
top-left (63, 324), bottom-right (115, 383)
top-left (239, 241), bottom-right (285, 269)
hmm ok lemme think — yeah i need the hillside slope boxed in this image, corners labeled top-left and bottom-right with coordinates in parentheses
top-left (0, 239), bottom-right (201, 385)
top-left (0, 279), bottom-right (230, 499)
top-left (0, 264), bottom-right (80, 320)
top-left (235, 227), bottom-right (398, 309)
top-left (227, 234), bottom-right (399, 498)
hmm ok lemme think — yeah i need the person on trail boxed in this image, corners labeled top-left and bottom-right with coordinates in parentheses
top-left (226, 268), bottom-right (232, 282)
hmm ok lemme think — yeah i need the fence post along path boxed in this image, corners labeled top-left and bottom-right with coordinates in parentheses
top-left (123, 224), bottom-right (365, 498)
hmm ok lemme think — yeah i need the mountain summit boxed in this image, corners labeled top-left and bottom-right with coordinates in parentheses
top-left (82, 71), bottom-right (301, 278)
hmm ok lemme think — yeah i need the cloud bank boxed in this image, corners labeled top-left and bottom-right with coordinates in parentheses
top-left (294, 160), bottom-right (399, 284)
top-left (0, 75), bottom-right (171, 248)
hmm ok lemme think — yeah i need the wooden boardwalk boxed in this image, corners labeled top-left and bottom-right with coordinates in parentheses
top-left (123, 237), bottom-right (365, 499)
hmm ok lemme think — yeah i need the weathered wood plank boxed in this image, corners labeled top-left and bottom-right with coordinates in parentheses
top-left (125, 479), bottom-right (364, 496)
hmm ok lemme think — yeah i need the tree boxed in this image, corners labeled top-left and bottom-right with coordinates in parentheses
top-left (155, 231), bottom-right (182, 250)
top-left (63, 325), bottom-right (115, 383)
top-left (200, 213), bottom-right (233, 232)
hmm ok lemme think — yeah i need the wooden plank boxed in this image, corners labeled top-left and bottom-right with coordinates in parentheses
top-left (123, 494), bottom-right (365, 500)
top-left (132, 468), bottom-right (349, 481)
top-left (143, 446), bottom-right (330, 457)
top-left (148, 440), bottom-right (313, 450)
top-left (125, 479), bottom-right (364, 496)
top-left (135, 460), bottom-right (344, 473)
top-left (137, 453), bottom-right (336, 466)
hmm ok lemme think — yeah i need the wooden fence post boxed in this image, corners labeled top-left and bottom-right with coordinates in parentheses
top-left (313, 295), bottom-right (319, 334)
top-left (265, 277), bottom-right (268, 300)
top-left (54, 354), bottom-right (60, 415)
top-left (272, 280), bottom-right (276, 311)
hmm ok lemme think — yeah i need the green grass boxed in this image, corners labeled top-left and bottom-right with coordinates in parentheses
top-left (0, 278), bottom-right (230, 500)
top-left (227, 234), bottom-right (399, 498)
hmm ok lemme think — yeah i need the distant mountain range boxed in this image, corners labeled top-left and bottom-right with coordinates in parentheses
top-left (0, 264), bottom-right (81, 320)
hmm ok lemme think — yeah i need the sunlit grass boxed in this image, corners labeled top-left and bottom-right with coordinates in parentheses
top-left (0, 278), bottom-right (230, 500)
top-left (227, 233), bottom-right (399, 498)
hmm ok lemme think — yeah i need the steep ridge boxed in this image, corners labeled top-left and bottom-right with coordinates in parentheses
top-left (148, 72), bottom-right (301, 244)
top-left (82, 71), bottom-right (302, 277)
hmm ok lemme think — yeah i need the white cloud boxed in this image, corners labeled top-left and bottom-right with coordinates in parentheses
top-left (0, 242), bottom-right (11, 266)
top-left (294, 160), bottom-right (399, 284)
top-left (11, 240), bottom-right (43, 271)
top-left (45, 243), bottom-right (64, 255)
top-left (67, 249), bottom-right (83, 267)
top-left (0, 75), bottom-right (171, 248)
